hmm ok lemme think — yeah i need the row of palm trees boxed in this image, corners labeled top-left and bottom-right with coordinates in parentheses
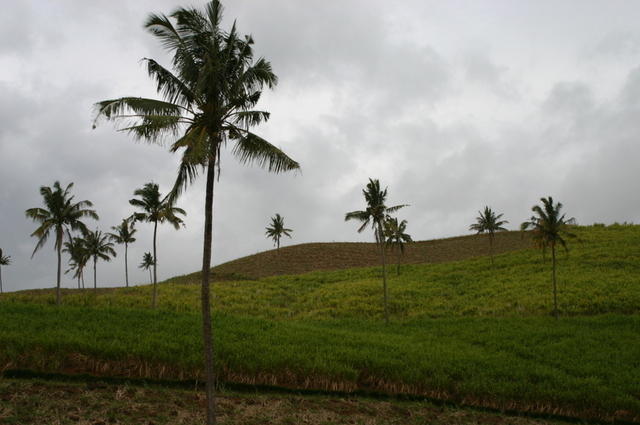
top-left (346, 178), bottom-right (576, 321)
top-left (23, 181), bottom-right (185, 307)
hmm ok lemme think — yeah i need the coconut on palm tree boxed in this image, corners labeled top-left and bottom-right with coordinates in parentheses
top-left (521, 197), bottom-right (576, 319)
top-left (129, 183), bottom-right (185, 308)
top-left (139, 252), bottom-right (155, 285)
top-left (93, 2), bottom-right (299, 421)
top-left (83, 229), bottom-right (116, 292)
top-left (384, 217), bottom-right (413, 276)
top-left (63, 237), bottom-right (89, 289)
top-left (345, 178), bottom-right (407, 324)
top-left (25, 182), bottom-right (98, 305)
top-left (265, 213), bottom-right (292, 251)
top-left (469, 206), bottom-right (509, 265)
top-left (108, 219), bottom-right (137, 287)
top-left (0, 248), bottom-right (11, 294)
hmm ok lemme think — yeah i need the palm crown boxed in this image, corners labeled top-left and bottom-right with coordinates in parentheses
top-left (109, 219), bottom-right (137, 245)
top-left (470, 206), bottom-right (508, 236)
top-left (384, 218), bottom-right (413, 253)
top-left (129, 183), bottom-right (185, 228)
top-left (265, 213), bottom-right (292, 249)
top-left (521, 197), bottom-right (576, 255)
top-left (140, 252), bottom-right (156, 270)
top-left (345, 179), bottom-right (407, 243)
top-left (0, 249), bottom-right (10, 266)
top-left (63, 237), bottom-right (89, 287)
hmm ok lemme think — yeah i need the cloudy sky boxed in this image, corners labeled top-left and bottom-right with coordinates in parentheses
top-left (2, 0), bottom-right (640, 291)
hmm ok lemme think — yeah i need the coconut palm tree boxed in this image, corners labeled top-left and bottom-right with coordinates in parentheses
top-left (25, 181), bottom-right (98, 305)
top-left (93, 2), bottom-right (299, 422)
top-left (384, 217), bottom-right (413, 276)
top-left (469, 206), bottom-right (509, 265)
top-left (0, 248), bottom-right (11, 294)
top-left (129, 182), bottom-right (185, 308)
top-left (521, 197), bottom-right (576, 319)
top-left (139, 252), bottom-right (155, 285)
top-left (265, 213), bottom-right (292, 251)
top-left (63, 237), bottom-right (89, 289)
top-left (345, 179), bottom-right (407, 324)
top-left (83, 229), bottom-right (116, 292)
top-left (108, 219), bottom-right (137, 287)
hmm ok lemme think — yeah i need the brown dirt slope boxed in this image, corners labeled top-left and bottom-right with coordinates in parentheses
top-left (205, 231), bottom-right (531, 281)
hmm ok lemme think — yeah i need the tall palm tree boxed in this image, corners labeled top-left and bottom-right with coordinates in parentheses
top-left (83, 229), bottom-right (116, 292)
top-left (108, 219), bottom-right (137, 287)
top-left (521, 197), bottom-right (576, 319)
top-left (129, 183), bottom-right (185, 308)
top-left (384, 217), bottom-right (413, 276)
top-left (25, 182), bottom-right (98, 305)
top-left (63, 237), bottom-right (89, 289)
top-left (265, 213), bottom-right (292, 251)
top-left (345, 179), bottom-right (407, 324)
top-left (139, 252), bottom-right (155, 285)
top-left (469, 206), bottom-right (509, 265)
top-left (93, 2), bottom-right (299, 422)
top-left (0, 248), bottom-right (11, 294)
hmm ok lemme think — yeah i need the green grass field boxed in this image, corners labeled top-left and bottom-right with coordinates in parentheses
top-left (1, 224), bottom-right (639, 422)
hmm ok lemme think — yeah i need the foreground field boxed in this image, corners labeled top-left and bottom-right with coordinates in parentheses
top-left (0, 379), bottom-right (570, 425)
top-left (1, 225), bottom-right (639, 422)
top-left (1, 303), bottom-right (638, 422)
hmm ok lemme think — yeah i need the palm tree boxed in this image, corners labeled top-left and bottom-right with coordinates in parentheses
top-left (469, 206), bottom-right (509, 265)
top-left (83, 229), bottom-right (116, 292)
top-left (345, 179), bottom-right (407, 324)
top-left (93, 2), bottom-right (299, 422)
top-left (384, 217), bottom-right (413, 276)
top-left (63, 237), bottom-right (89, 289)
top-left (108, 219), bottom-right (137, 287)
top-left (265, 213), bottom-right (293, 251)
top-left (139, 252), bottom-right (155, 284)
top-left (25, 182), bottom-right (98, 305)
top-left (521, 197), bottom-right (576, 319)
top-left (0, 248), bottom-right (11, 294)
top-left (129, 183), bottom-right (185, 308)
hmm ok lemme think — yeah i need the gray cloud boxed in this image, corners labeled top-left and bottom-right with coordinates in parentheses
top-left (2, 1), bottom-right (640, 292)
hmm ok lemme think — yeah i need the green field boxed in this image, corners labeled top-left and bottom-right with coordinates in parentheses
top-left (1, 224), bottom-right (639, 422)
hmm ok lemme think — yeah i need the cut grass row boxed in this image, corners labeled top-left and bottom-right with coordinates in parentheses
top-left (5, 225), bottom-right (640, 320)
top-left (1, 303), bottom-right (638, 422)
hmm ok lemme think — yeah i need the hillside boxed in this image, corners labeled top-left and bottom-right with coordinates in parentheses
top-left (203, 230), bottom-right (531, 281)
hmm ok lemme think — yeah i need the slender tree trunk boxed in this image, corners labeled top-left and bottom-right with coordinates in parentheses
top-left (489, 234), bottom-right (494, 266)
top-left (152, 221), bottom-right (158, 308)
top-left (77, 275), bottom-right (80, 290)
top-left (56, 229), bottom-right (62, 306)
top-left (81, 271), bottom-right (85, 289)
top-left (0, 265), bottom-right (3, 294)
top-left (396, 249), bottom-right (401, 276)
top-left (552, 244), bottom-right (558, 319)
top-left (201, 156), bottom-right (217, 425)
top-left (125, 243), bottom-right (129, 288)
top-left (149, 269), bottom-right (152, 285)
top-left (93, 257), bottom-right (97, 293)
top-left (378, 224), bottom-right (389, 325)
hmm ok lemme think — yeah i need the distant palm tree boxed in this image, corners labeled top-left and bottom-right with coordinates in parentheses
top-left (469, 206), bottom-right (509, 265)
top-left (139, 252), bottom-right (155, 285)
top-left (0, 248), bottom-right (11, 294)
top-left (83, 229), bottom-right (116, 292)
top-left (92, 2), bottom-right (299, 421)
top-left (265, 213), bottom-right (293, 251)
top-left (384, 217), bottom-right (413, 275)
top-left (345, 178), bottom-right (407, 324)
top-left (25, 181), bottom-right (98, 305)
top-left (108, 219), bottom-right (137, 287)
top-left (63, 237), bottom-right (89, 289)
top-left (521, 197), bottom-right (576, 319)
top-left (129, 183), bottom-right (185, 308)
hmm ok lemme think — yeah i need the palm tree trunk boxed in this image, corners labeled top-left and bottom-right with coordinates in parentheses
top-left (552, 244), bottom-right (558, 319)
top-left (149, 269), bottom-right (152, 284)
top-left (489, 234), bottom-right (494, 266)
top-left (201, 156), bottom-right (217, 425)
top-left (81, 271), bottom-right (85, 289)
top-left (56, 229), bottom-right (62, 306)
top-left (0, 265), bottom-right (3, 294)
top-left (396, 249), bottom-right (401, 276)
top-left (93, 257), bottom-right (97, 292)
top-left (152, 221), bottom-right (158, 308)
top-left (378, 224), bottom-right (389, 325)
top-left (77, 275), bottom-right (81, 290)
top-left (125, 243), bottom-right (129, 288)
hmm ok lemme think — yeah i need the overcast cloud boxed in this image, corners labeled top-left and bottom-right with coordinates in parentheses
top-left (2, 0), bottom-right (640, 291)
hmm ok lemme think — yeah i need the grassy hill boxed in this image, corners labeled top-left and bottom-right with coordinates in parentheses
top-left (1, 224), bottom-right (639, 422)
